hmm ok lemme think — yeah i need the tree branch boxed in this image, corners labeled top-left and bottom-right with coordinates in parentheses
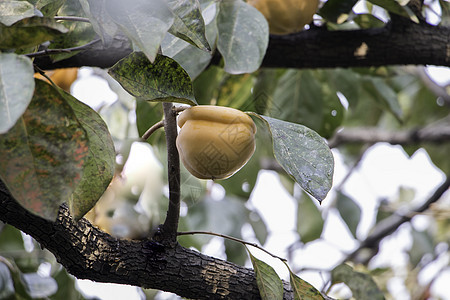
top-left (0, 180), bottom-right (296, 300)
top-left (159, 103), bottom-right (181, 244)
top-left (33, 20), bottom-right (450, 70)
top-left (25, 39), bottom-right (101, 58)
top-left (141, 120), bottom-right (164, 140)
top-left (54, 16), bottom-right (90, 23)
top-left (328, 122), bottom-right (450, 148)
top-left (346, 174), bottom-right (450, 262)
top-left (263, 20), bottom-right (450, 69)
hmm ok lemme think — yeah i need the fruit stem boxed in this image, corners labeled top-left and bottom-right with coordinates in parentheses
top-left (141, 120), bottom-right (164, 140)
top-left (161, 103), bottom-right (181, 244)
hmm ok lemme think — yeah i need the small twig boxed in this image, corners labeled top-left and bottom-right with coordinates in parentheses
top-left (0, 256), bottom-right (15, 271)
top-left (33, 65), bottom-right (47, 76)
top-left (141, 120), bottom-right (164, 140)
top-left (54, 16), bottom-right (90, 23)
top-left (173, 105), bottom-right (189, 114)
top-left (160, 103), bottom-right (181, 244)
top-left (335, 145), bottom-right (370, 191)
top-left (177, 230), bottom-right (287, 262)
top-left (25, 39), bottom-right (101, 58)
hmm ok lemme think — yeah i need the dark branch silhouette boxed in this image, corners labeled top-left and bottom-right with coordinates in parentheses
top-left (34, 20), bottom-right (450, 71)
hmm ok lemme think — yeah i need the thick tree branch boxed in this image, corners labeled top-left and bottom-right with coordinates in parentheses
top-left (263, 20), bottom-right (450, 69)
top-left (34, 20), bottom-right (450, 70)
top-left (328, 121), bottom-right (450, 148)
top-left (159, 103), bottom-right (181, 244)
top-left (0, 180), bottom-right (296, 300)
top-left (26, 39), bottom-right (101, 58)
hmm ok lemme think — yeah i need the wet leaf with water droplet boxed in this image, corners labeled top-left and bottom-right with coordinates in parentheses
top-left (251, 114), bottom-right (334, 202)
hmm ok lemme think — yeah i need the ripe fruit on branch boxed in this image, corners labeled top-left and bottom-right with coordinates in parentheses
top-left (34, 68), bottom-right (78, 92)
top-left (248, 0), bottom-right (319, 35)
top-left (176, 105), bottom-right (257, 180)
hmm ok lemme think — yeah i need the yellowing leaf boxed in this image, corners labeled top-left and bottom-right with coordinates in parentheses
top-left (0, 80), bottom-right (88, 220)
top-left (289, 271), bottom-right (324, 300)
top-left (248, 249), bottom-right (283, 300)
top-left (57, 89), bottom-right (115, 220)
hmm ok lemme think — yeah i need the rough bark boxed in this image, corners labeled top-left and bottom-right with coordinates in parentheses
top-left (263, 20), bottom-right (450, 69)
top-left (0, 180), bottom-right (294, 300)
top-left (33, 20), bottom-right (450, 71)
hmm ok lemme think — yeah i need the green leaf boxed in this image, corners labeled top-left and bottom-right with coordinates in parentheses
top-left (57, 89), bottom-right (115, 220)
top-left (331, 264), bottom-right (385, 300)
top-left (161, 6), bottom-right (217, 80)
top-left (0, 16), bottom-right (68, 49)
top-left (336, 191), bottom-right (361, 238)
top-left (0, 0), bottom-right (37, 26)
top-left (249, 211), bottom-right (268, 246)
top-left (0, 258), bottom-right (32, 300)
top-left (36, 0), bottom-right (66, 17)
top-left (297, 192), bottom-right (324, 243)
top-left (440, 0), bottom-right (450, 26)
top-left (363, 77), bottom-right (403, 122)
top-left (167, 0), bottom-right (211, 51)
top-left (136, 99), bottom-right (164, 138)
top-left (353, 14), bottom-right (386, 29)
top-left (107, 0), bottom-right (174, 62)
top-left (215, 73), bottom-right (254, 109)
top-left (0, 224), bottom-right (25, 252)
top-left (50, 268), bottom-right (86, 300)
top-left (409, 228), bottom-right (435, 268)
top-left (22, 273), bottom-right (58, 298)
top-left (78, 0), bottom-right (118, 46)
top-left (0, 262), bottom-right (15, 299)
top-left (326, 68), bottom-right (361, 108)
top-left (217, 0), bottom-right (268, 74)
top-left (0, 53), bottom-right (34, 134)
top-left (253, 115), bottom-right (334, 202)
top-left (47, 18), bottom-right (97, 62)
top-left (368, 0), bottom-right (419, 23)
top-left (192, 66), bottom-right (224, 105)
top-left (318, 0), bottom-right (359, 23)
top-left (271, 70), bottom-right (344, 138)
top-left (248, 250), bottom-right (284, 300)
top-left (0, 79), bottom-right (89, 221)
top-left (289, 271), bottom-right (324, 300)
top-left (109, 52), bottom-right (197, 105)
top-left (161, 33), bottom-right (214, 80)
top-left (185, 196), bottom-right (248, 237)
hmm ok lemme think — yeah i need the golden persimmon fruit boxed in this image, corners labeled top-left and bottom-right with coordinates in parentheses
top-left (248, 0), bottom-right (319, 35)
top-left (34, 68), bottom-right (78, 92)
top-left (176, 105), bottom-right (256, 180)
